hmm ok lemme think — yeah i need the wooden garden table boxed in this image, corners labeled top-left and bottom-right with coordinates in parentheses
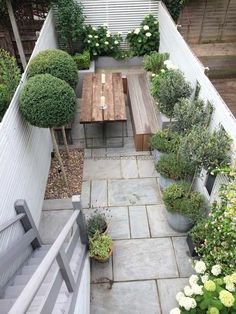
top-left (80, 72), bottom-right (127, 148)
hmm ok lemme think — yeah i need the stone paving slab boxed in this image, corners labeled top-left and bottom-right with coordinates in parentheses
top-left (91, 257), bottom-right (113, 283)
top-left (157, 278), bottom-right (189, 314)
top-left (172, 237), bottom-right (194, 277)
top-left (113, 238), bottom-right (178, 281)
top-left (129, 206), bottom-right (150, 238)
top-left (121, 159), bottom-right (138, 178)
top-left (137, 159), bottom-right (158, 178)
top-left (91, 280), bottom-right (161, 314)
top-left (108, 178), bottom-right (162, 206)
top-left (81, 180), bottom-right (90, 209)
top-left (147, 205), bottom-right (185, 237)
top-left (83, 159), bottom-right (121, 180)
top-left (91, 180), bottom-right (107, 207)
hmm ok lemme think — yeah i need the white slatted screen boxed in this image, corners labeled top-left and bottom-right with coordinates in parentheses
top-left (80, 0), bottom-right (159, 47)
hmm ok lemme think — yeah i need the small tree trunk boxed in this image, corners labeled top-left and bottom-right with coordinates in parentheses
top-left (50, 128), bottom-right (68, 187)
top-left (188, 167), bottom-right (198, 196)
top-left (62, 126), bottom-right (70, 157)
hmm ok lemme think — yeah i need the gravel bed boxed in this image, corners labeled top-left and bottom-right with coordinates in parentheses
top-left (44, 148), bottom-right (84, 199)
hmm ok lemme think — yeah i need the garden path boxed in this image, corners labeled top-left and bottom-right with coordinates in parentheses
top-left (76, 67), bottom-right (194, 314)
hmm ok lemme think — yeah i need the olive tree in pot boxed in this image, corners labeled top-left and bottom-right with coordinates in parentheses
top-left (156, 153), bottom-right (195, 190)
top-left (163, 181), bottom-right (207, 232)
top-left (150, 129), bottom-right (180, 162)
top-left (20, 74), bottom-right (76, 186)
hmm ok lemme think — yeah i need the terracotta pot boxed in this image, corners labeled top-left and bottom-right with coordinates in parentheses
top-left (93, 248), bottom-right (113, 263)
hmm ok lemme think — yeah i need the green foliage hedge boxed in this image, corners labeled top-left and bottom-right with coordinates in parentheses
top-left (150, 129), bottom-right (180, 153)
top-left (163, 0), bottom-right (188, 22)
top-left (143, 51), bottom-right (169, 74)
top-left (27, 49), bottom-right (78, 88)
top-left (20, 74), bottom-right (76, 128)
top-left (73, 50), bottom-right (90, 70)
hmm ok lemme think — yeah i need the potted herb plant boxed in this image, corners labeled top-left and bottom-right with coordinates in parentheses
top-left (163, 182), bottom-right (207, 232)
top-left (156, 153), bottom-right (195, 190)
top-left (87, 212), bottom-right (108, 238)
top-left (89, 232), bottom-right (113, 263)
top-left (150, 129), bottom-right (180, 162)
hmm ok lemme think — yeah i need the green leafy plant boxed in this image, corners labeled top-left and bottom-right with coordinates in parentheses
top-left (156, 153), bottom-right (195, 180)
top-left (143, 51), bottom-right (169, 74)
top-left (126, 14), bottom-right (160, 56)
top-left (150, 129), bottom-right (181, 153)
top-left (173, 98), bottom-right (213, 134)
top-left (163, 182), bottom-right (207, 223)
top-left (89, 232), bottom-right (112, 260)
top-left (163, 0), bottom-right (188, 22)
top-left (53, 0), bottom-right (85, 54)
top-left (171, 262), bottom-right (236, 313)
top-left (83, 24), bottom-right (122, 59)
top-left (87, 213), bottom-right (107, 238)
top-left (151, 69), bottom-right (192, 118)
top-left (73, 50), bottom-right (90, 70)
top-left (27, 49), bottom-right (78, 88)
top-left (0, 49), bottom-right (20, 120)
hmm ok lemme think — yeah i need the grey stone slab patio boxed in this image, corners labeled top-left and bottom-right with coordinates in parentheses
top-left (157, 278), bottom-right (189, 314)
top-left (137, 158), bottom-right (158, 178)
top-left (107, 207), bottom-right (130, 239)
top-left (91, 281), bottom-right (161, 314)
top-left (91, 257), bottom-right (113, 283)
top-left (121, 159), bottom-right (139, 178)
top-left (129, 206), bottom-right (150, 238)
top-left (91, 180), bottom-right (107, 207)
top-left (172, 236), bottom-right (194, 277)
top-left (108, 178), bottom-right (162, 206)
top-left (81, 180), bottom-right (90, 209)
top-left (113, 238), bottom-right (179, 281)
top-left (83, 159), bottom-right (121, 180)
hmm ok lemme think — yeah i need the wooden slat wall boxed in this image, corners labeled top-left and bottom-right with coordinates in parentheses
top-left (178, 0), bottom-right (236, 44)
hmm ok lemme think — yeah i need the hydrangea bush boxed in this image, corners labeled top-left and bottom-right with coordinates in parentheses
top-left (126, 14), bottom-right (160, 56)
top-left (170, 261), bottom-right (236, 314)
top-left (83, 24), bottom-right (122, 59)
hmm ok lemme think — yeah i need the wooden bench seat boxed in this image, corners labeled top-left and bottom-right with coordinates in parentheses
top-left (127, 74), bottom-right (159, 151)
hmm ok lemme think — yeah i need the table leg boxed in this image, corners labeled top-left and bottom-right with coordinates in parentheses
top-left (122, 121), bottom-right (125, 147)
top-left (83, 124), bottom-right (88, 148)
top-left (102, 122), bottom-right (107, 147)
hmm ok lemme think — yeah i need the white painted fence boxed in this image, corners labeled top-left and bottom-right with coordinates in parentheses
top-left (80, 0), bottom-right (159, 47)
top-left (0, 10), bottom-right (57, 288)
top-left (158, 2), bottom-right (236, 200)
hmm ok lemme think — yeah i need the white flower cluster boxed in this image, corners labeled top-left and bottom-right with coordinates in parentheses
top-left (211, 264), bottom-right (222, 276)
top-left (164, 59), bottom-right (179, 71)
top-left (194, 261), bottom-right (207, 274)
top-left (170, 308), bottom-right (181, 314)
top-left (134, 28), bottom-right (140, 35)
top-left (143, 25), bottom-right (149, 30)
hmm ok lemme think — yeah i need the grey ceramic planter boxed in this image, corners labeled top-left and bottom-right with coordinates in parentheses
top-left (95, 56), bottom-right (143, 68)
top-left (152, 149), bottom-right (165, 162)
top-left (76, 61), bottom-right (95, 98)
top-left (159, 174), bottom-right (176, 191)
top-left (166, 210), bottom-right (193, 232)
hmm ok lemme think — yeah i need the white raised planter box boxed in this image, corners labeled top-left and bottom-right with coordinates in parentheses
top-left (96, 56), bottom-right (143, 68)
top-left (76, 61), bottom-right (95, 98)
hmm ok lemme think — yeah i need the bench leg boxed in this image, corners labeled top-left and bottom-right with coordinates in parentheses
top-left (83, 124), bottom-right (88, 148)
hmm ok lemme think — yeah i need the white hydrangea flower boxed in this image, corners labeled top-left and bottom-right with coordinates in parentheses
top-left (194, 261), bottom-right (206, 274)
top-left (191, 284), bottom-right (203, 295)
top-left (179, 297), bottom-right (196, 311)
top-left (170, 308), bottom-right (181, 314)
top-left (95, 43), bottom-right (99, 47)
top-left (92, 27), bottom-right (97, 31)
top-left (201, 274), bottom-right (209, 283)
top-left (104, 41), bottom-right (109, 45)
top-left (154, 21), bottom-right (158, 24)
top-left (226, 283), bottom-right (235, 292)
top-left (134, 28), bottom-right (140, 34)
top-left (103, 23), bottom-right (108, 27)
top-left (176, 291), bottom-right (185, 302)
top-left (143, 25), bottom-right (149, 30)
top-left (189, 275), bottom-right (199, 287)
top-left (106, 33), bottom-right (111, 38)
top-left (138, 39), bottom-right (142, 43)
top-left (128, 30), bottom-right (131, 34)
top-left (211, 265), bottom-right (222, 276)
top-left (184, 285), bottom-right (193, 297)
top-left (87, 40), bottom-right (91, 43)
top-left (94, 35), bottom-right (98, 39)
top-left (88, 34), bottom-right (93, 38)
top-left (114, 40), bottom-right (119, 45)
top-left (118, 31), bottom-right (122, 35)
top-left (160, 69), bottom-right (166, 73)
top-left (151, 73), bottom-right (156, 77)
top-left (146, 32), bottom-right (152, 37)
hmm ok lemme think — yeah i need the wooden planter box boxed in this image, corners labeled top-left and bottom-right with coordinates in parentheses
top-left (75, 61), bottom-right (96, 98)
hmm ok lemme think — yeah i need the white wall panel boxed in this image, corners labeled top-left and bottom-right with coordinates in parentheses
top-left (0, 10), bottom-right (57, 288)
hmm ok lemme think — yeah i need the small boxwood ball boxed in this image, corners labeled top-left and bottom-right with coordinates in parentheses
top-left (27, 49), bottom-right (78, 88)
top-left (20, 74), bottom-right (76, 128)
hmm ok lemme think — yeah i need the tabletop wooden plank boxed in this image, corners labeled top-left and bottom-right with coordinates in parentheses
top-left (103, 73), bottom-right (115, 121)
top-left (92, 74), bottom-right (103, 122)
top-left (113, 73), bottom-right (127, 121)
top-left (80, 74), bottom-right (93, 122)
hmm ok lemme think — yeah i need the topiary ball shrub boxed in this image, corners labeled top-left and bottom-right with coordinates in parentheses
top-left (20, 74), bottom-right (76, 128)
top-left (27, 49), bottom-right (78, 88)
top-left (150, 129), bottom-right (180, 153)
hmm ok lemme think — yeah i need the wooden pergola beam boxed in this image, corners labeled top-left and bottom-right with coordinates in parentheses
top-left (6, 0), bottom-right (27, 69)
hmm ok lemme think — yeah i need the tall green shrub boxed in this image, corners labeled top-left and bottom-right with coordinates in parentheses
top-left (143, 52), bottom-right (169, 74)
top-left (27, 49), bottom-right (78, 88)
top-left (162, 0), bottom-right (188, 22)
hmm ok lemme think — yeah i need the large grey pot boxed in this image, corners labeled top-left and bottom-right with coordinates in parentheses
top-left (152, 149), bottom-right (164, 162)
top-left (166, 210), bottom-right (193, 232)
top-left (76, 61), bottom-right (95, 98)
top-left (159, 174), bottom-right (176, 190)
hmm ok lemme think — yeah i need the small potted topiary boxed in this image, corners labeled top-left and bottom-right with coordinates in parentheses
top-left (73, 50), bottom-right (95, 97)
top-left (89, 232), bottom-right (113, 263)
top-left (27, 49), bottom-right (78, 88)
top-left (143, 51), bottom-right (169, 75)
top-left (150, 129), bottom-right (180, 162)
top-left (156, 153), bottom-right (195, 190)
top-left (163, 181), bottom-right (207, 232)
top-left (87, 212), bottom-right (108, 238)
